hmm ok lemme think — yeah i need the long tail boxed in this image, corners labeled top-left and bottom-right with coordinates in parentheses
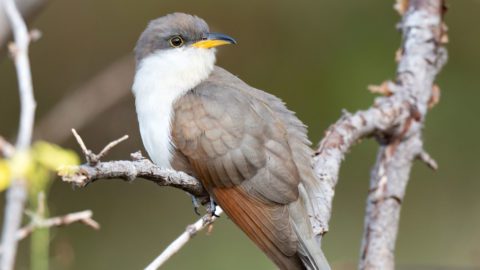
top-left (289, 187), bottom-right (331, 270)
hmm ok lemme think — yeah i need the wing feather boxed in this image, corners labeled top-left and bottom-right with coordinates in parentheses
top-left (170, 66), bottom-right (318, 269)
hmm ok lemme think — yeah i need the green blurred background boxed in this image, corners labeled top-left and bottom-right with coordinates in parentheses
top-left (1, 0), bottom-right (479, 269)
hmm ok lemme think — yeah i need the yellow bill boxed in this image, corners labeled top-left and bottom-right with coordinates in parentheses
top-left (192, 32), bottom-right (237, 49)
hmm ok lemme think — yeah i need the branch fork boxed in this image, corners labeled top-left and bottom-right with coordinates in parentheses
top-left (71, 129), bottom-right (128, 166)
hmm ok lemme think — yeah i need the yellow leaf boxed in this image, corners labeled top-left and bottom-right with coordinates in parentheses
top-left (0, 160), bottom-right (11, 191)
top-left (9, 151), bottom-right (32, 179)
top-left (28, 164), bottom-right (50, 199)
top-left (0, 142), bottom-right (80, 194)
top-left (32, 141), bottom-right (80, 171)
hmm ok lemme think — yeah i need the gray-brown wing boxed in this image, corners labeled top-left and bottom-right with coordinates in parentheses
top-left (240, 76), bottom-right (326, 235)
top-left (213, 66), bottom-right (325, 235)
top-left (172, 71), bottom-right (302, 205)
top-left (171, 69), bottom-right (308, 265)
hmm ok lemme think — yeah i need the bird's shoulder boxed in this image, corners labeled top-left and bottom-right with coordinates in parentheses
top-left (189, 66), bottom-right (266, 107)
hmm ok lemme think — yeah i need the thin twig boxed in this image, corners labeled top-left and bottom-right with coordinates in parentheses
top-left (19, 210), bottom-right (100, 239)
top-left (144, 208), bottom-right (223, 270)
top-left (7, 6), bottom-right (36, 151)
top-left (417, 150), bottom-right (438, 170)
top-left (0, 210), bottom-right (99, 254)
top-left (0, 0), bottom-right (37, 269)
top-left (96, 134), bottom-right (129, 160)
top-left (71, 129), bottom-right (129, 165)
top-left (0, 0), bottom-right (48, 57)
top-left (71, 129), bottom-right (89, 157)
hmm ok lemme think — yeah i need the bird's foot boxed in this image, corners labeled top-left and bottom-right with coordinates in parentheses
top-left (207, 197), bottom-right (220, 218)
top-left (189, 194), bottom-right (202, 216)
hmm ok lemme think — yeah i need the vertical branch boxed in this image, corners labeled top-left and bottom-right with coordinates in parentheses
top-left (4, 0), bottom-right (36, 150)
top-left (0, 0), bottom-right (37, 269)
top-left (0, 0), bottom-right (47, 57)
top-left (359, 1), bottom-right (446, 269)
top-left (360, 135), bottom-right (422, 269)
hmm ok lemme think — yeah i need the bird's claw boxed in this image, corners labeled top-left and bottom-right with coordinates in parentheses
top-left (207, 197), bottom-right (219, 217)
top-left (193, 206), bottom-right (201, 216)
top-left (189, 194), bottom-right (219, 217)
top-left (190, 195), bottom-right (201, 216)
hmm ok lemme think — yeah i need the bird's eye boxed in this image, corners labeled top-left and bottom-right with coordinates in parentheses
top-left (169, 36), bottom-right (184, 48)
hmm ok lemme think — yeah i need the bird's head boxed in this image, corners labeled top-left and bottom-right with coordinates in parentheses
top-left (134, 13), bottom-right (236, 66)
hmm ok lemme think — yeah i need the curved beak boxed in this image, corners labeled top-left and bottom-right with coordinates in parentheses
top-left (192, 32), bottom-right (237, 49)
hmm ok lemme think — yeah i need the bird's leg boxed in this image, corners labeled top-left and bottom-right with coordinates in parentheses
top-left (206, 197), bottom-right (220, 218)
top-left (189, 194), bottom-right (202, 216)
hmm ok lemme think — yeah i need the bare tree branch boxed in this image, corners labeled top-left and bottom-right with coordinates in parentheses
top-left (19, 210), bottom-right (100, 239)
top-left (312, 100), bottom-right (410, 233)
top-left (144, 207), bottom-right (222, 270)
top-left (359, 1), bottom-right (447, 269)
top-left (61, 157), bottom-right (206, 197)
top-left (0, 0), bottom-right (47, 58)
top-left (60, 132), bottom-right (206, 197)
top-left (0, 0), bottom-right (38, 268)
top-left (0, 210), bottom-right (100, 255)
top-left (313, 0), bottom-right (446, 241)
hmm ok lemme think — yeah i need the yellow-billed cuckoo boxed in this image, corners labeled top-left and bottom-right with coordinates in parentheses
top-left (132, 13), bottom-right (330, 270)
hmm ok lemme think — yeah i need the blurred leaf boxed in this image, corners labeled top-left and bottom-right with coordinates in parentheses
top-left (27, 164), bottom-right (51, 199)
top-left (10, 150), bottom-right (33, 180)
top-left (0, 141), bottom-right (79, 194)
top-left (28, 141), bottom-right (80, 197)
top-left (32, 141), bottom-right (80, 171)
top-left (0, 160), bottom-right (11, 191)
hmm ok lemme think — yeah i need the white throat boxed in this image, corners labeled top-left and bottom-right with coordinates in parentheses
top-left (132, 47), bottom-right (216, 168)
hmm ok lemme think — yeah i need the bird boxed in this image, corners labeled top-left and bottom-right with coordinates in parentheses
top-left (132, 13), bottom-right (330, 270)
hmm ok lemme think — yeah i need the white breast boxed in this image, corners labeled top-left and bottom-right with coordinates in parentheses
top-left (132, 47), bottom-right (216, 168)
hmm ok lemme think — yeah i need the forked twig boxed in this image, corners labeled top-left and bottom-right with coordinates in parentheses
top-left (71, 128), bottom-right (128, 165)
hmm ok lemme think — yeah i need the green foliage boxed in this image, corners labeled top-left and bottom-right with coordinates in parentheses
top-left (0, 160), bottom-right (10, 191)
top-left (0, 141), bottom-right (79, 195)
top-left (0, 141), bottom-right (79, 270)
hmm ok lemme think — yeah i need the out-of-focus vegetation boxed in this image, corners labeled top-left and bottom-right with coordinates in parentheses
top-left (0, 1), bottom-right (479, 269)
top-left (0, 141), bottom-right (79, 270)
